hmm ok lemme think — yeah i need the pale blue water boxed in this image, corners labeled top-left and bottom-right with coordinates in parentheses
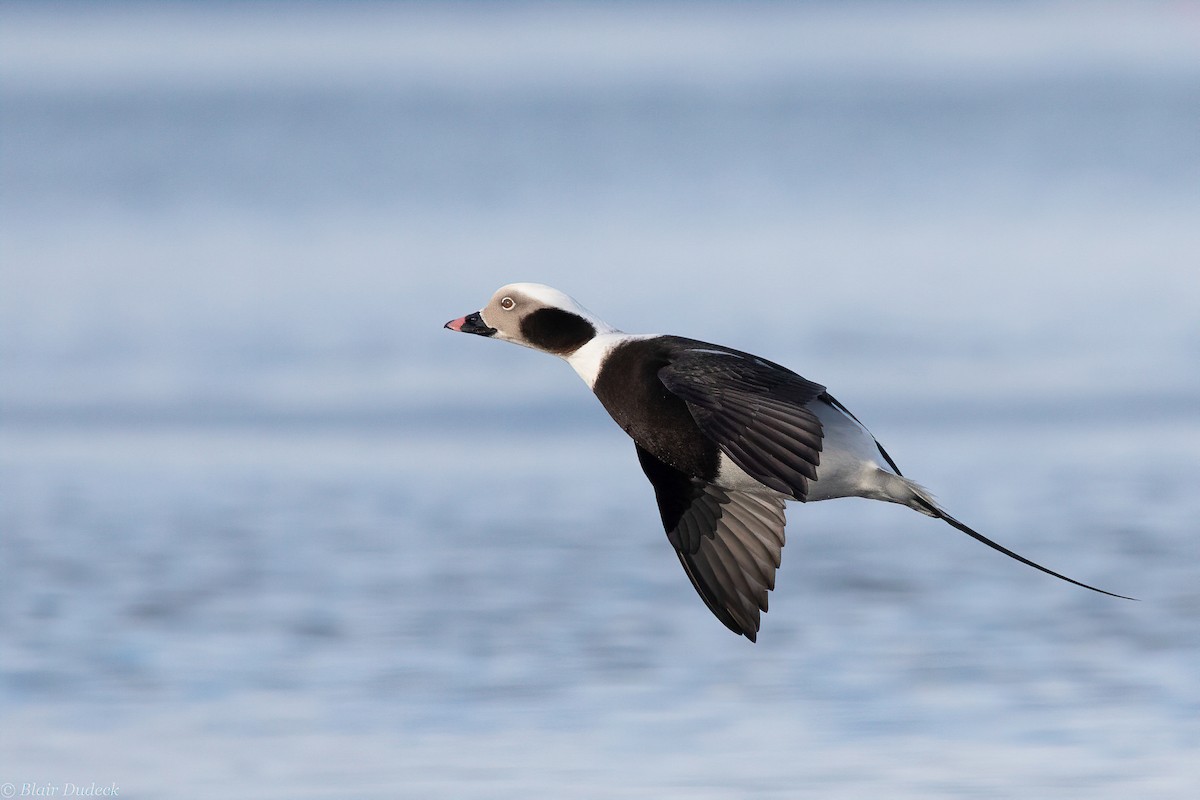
top-left (2, 2), bottom-right (1199, 797)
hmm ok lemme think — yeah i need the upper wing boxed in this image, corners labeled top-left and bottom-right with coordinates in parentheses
top-left (658, 345), bottom-right (826, 500)
top-left (637, 444), bottom-right (787, 642)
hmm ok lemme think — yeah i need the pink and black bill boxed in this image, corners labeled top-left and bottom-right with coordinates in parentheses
top-left (444, 311), bottom-right (496, 336)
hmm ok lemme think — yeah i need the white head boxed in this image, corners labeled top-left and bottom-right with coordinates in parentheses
top-left (444, 283), bottom-right (617, 355)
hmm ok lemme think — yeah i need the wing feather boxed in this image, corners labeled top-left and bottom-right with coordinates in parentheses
top-left (636, 444), bottom-right (788, 641)
top-left (658, 346), bottom-right (826, 500)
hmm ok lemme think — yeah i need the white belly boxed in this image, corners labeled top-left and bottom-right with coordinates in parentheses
top-left (806, 401), bottom-right (899, 502)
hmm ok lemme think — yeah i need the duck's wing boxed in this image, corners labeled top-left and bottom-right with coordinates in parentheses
top-left (658, 344), bottom-right (826, 500)
top-left (636, 444), bottom-right (787, 642)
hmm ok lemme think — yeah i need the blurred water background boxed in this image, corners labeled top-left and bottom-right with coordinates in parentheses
top-left (2, 1), bottom-right (1199, 797)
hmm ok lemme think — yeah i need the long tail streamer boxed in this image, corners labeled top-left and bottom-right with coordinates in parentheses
top-left (911, 498), bottom-right (1136, 600)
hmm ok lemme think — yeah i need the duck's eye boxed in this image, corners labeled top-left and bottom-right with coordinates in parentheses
top-left (500, 297), bottom-right (515, 310)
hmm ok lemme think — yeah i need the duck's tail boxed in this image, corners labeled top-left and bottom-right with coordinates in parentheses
top-left (897, 479), bottom-right (1135, 600)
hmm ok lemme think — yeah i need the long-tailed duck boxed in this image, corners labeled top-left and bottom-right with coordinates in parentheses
top-left (445, 283), bottom-right (1130, 641)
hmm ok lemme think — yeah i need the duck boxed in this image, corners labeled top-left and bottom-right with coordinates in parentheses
top-left (445, 282), bottom-right (1130, 641)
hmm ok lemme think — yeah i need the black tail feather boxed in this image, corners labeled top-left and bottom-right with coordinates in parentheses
top-left (911, 498), bottom-right (1136, 601)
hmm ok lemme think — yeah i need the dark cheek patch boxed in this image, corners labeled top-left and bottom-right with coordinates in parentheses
top-left (520, 308), bottom-right (596, 354)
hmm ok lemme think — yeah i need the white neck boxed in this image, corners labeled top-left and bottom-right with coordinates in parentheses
top-left (565, 332), bottom-right (656, 388)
